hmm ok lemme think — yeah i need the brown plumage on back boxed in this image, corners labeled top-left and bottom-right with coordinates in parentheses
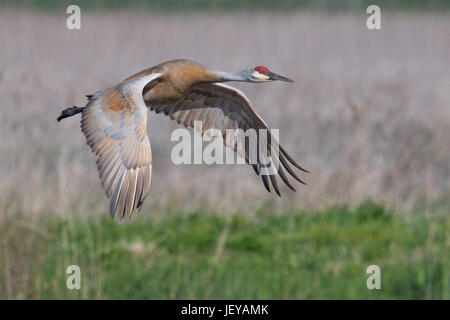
top-left (57, 59), bottom-right (307, 220)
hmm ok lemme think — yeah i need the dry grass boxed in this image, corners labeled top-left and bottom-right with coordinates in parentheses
top-left (0, 10), bottom-right (449, 218)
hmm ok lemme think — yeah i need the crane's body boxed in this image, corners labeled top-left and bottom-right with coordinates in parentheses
top-left (58, 59), bottom-right (307, 220)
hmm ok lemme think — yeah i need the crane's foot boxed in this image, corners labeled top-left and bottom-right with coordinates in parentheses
top-left (57, 106), bottom-right (85, 122)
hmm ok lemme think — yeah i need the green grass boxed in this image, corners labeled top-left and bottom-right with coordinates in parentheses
top-left (1, 201), bottom-right (449, 299)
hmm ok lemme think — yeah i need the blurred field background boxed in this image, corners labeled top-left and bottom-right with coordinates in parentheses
top-left (0, 0), bottom-right (449, 299)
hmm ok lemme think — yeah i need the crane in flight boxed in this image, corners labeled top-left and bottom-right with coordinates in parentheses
top-left (58, 59), bottom-right (308, 219)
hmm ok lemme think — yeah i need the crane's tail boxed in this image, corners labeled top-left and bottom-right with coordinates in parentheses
top-left (57, 106), bottom-right (86, 122)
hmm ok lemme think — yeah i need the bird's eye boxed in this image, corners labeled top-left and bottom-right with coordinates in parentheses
top-left (254, 66), bottom-right (269, 75)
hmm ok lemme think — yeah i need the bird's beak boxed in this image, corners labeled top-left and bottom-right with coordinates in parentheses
top-left (267, 71), bottom-right (294, 83)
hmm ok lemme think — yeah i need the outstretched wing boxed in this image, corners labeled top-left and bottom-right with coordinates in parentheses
top-left (146, 83), bottom-right (308, 196)
top-left (81, 72), bottom-right (161, 219)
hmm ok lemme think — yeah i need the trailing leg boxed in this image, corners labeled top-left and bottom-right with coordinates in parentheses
top-left (57, 106), bottom-right (86, 122)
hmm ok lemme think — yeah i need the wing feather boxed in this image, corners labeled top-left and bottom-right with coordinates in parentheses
top-left (80, 72), bottom-right (161, 219)
top-left (147, 83), bottom-right (307, 195)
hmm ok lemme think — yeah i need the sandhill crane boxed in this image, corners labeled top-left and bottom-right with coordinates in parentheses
top-left (58, 59), bottom-right (308, 219)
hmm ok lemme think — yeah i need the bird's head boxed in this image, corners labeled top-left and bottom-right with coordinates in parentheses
top-left (247, 66), bottom-right (293, 83)
top-left (213, 65), bottom-right (294, 83)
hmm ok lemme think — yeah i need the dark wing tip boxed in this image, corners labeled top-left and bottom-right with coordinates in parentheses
top-left (269, 174), bottom-right (281, 197)
top-left (277, 165), bottom-right (296, 192)
top-left (279, 145), bottom-right (310, 173)
top-left (261, 174), bottom-right (271, 193)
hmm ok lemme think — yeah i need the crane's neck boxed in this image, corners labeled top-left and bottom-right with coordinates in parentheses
top-left (212, 70), bottom-right (250, 82)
